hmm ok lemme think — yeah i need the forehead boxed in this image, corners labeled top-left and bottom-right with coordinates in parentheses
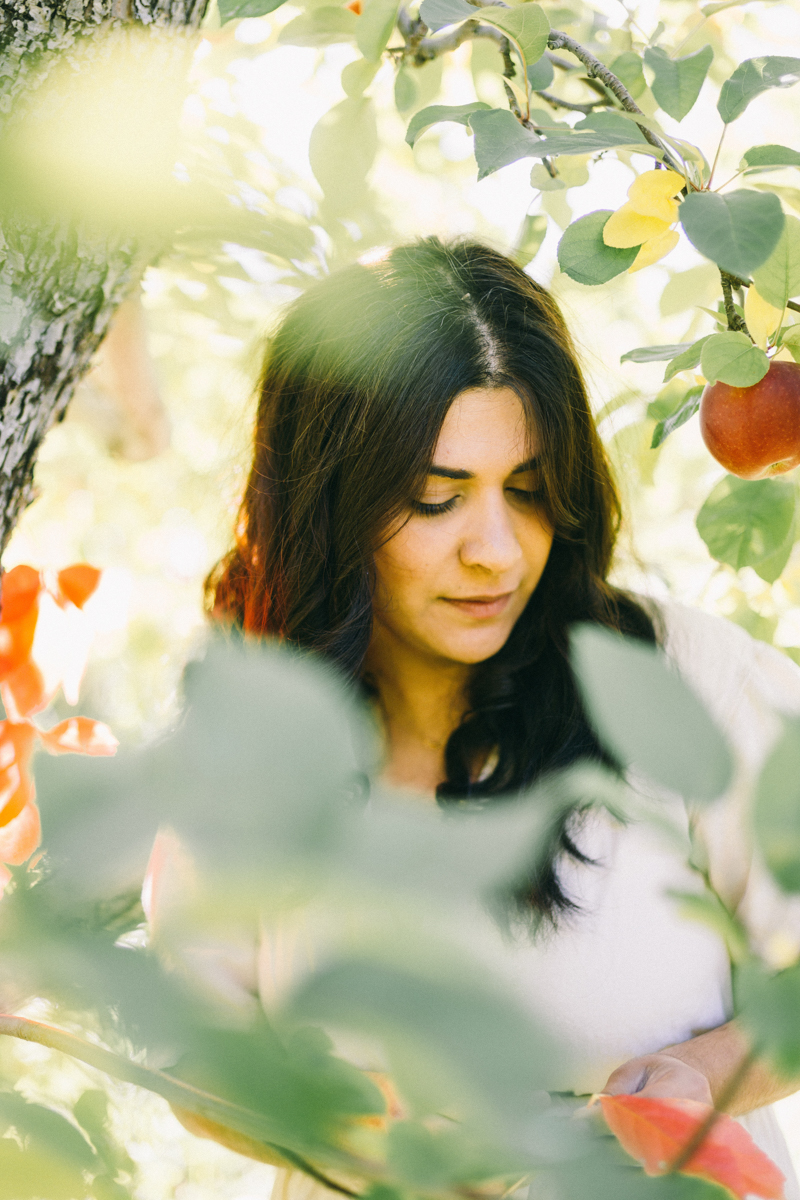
top-left (434, 387), bottom-right (533, 468)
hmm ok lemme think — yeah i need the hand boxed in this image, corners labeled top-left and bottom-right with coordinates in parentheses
top-left (602, 1053), bottom-right (714, 1105)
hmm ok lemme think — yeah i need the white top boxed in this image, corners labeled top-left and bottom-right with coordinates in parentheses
top-left (458, 599), bottom-right (800, 1195)
top-left (151, 601), bottom-right (800, 1196)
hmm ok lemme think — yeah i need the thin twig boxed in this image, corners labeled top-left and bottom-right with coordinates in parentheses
top-left (720, 271), bottom-right (750, 334)
top-left (672, 15), bottom-right (709, 59)
top-left (668, 1049), bottom-right (759, 1174)
top-left (534, 90), bottom-right (606, 114)
top-left (707, 124), bottom-right (726, 190)
top-left (546, 51), bottom-right (581, 71)
top-left (713, 168), bottom-right (743, 192)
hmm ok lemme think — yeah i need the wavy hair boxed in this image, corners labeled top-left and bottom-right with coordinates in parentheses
top-left (208, 237), bottom-right (656, 920)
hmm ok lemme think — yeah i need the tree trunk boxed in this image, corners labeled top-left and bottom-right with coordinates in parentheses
top-left (0, 0), bottom-right (207, 555)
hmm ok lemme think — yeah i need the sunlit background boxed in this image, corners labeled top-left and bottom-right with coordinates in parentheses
top-left (4, 0), bottom-right (800, 1192)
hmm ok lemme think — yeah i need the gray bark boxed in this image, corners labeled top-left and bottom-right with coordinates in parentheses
top-left (0, 0), bottom-right (207, 554)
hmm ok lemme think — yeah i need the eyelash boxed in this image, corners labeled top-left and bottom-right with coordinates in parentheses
top-left (410, 488), bottom-right (542, 517)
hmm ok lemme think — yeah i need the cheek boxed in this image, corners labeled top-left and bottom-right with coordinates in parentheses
top-left (520, 514), bottom-right (554, 573)
top-left (373, 523), bottom-right (449, 603)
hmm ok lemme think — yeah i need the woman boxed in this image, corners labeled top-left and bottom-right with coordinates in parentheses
top-left (206, 237), bottom-right (800, 1192)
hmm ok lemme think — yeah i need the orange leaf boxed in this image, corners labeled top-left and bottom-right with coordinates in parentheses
top-left (40, 716), bottom-right (118, 757)
top-left (0, 566), bottom-right (41, 623)
top-left (0, 799), bottom-right (41, 866)
top-left (0, 603), bottom-right (39, 680)
top-left (600, 1095), bottom-right (785, 1200)
top-left (1, 659), bottom-right (49, 720)
top-left (57, 564), bottom-right (101, 610)
top-left (0, 721), bottom-right (37, 828)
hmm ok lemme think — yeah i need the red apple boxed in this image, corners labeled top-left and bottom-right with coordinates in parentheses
top-left (699, 360), bottom-right (800, 480)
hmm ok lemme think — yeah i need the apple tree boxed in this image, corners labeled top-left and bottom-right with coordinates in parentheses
top-left (210, 0), bottom-right (800, 592)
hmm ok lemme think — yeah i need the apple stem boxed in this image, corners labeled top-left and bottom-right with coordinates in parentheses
top-left (720, 272), bottom-right (751, 337)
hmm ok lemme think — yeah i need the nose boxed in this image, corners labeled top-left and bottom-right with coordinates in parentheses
top-left (458, 492), bottom-right (524, 575)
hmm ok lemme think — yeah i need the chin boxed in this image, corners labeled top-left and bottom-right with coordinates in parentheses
top-left (437, 629), bottom-right (513, 665)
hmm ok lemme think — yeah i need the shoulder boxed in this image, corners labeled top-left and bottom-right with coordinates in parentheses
top-left (645, 595), bottom-right (800, 766)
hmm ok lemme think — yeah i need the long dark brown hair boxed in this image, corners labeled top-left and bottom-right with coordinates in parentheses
top-left (208, 236), bottom-right (656, 920)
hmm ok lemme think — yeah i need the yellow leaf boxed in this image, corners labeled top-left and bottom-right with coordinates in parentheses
top-left (628, 227), bottom-right (680, 273)
top-left (603, 203), bottom-right (671, 249)
top-left (744, 286), bottom-right (782, 350)
top-left (628, 168), bottom-right (685, 221)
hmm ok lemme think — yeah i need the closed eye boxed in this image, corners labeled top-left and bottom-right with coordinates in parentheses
top-left (410, 496), bottom-right (459, 517)
top-left (506, 486), bottom-right (542, 503)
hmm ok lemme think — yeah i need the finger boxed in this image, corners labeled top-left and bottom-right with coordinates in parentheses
top-left (603, 1061), bottom-right (649, 1095)
top-left (638, 1072), bottom-right (713, 1105)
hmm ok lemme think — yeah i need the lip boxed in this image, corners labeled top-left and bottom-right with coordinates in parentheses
top-left (441, 592), bottom-right (513, 618)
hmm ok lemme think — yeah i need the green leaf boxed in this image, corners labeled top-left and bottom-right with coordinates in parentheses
top-left (781, 323), bottom-right (800, 362)
top-left (469, 108), bottom-right (540, 179)
top-left (175, 1017), bottom-right (384, 1155)
top-left (659, 264), bottom-right (721, 318)
top-left (644, 44), bottom-right (713, 121)
top-left (0, 1143), bottom-right (92, 1200)
top-left (0, 1092), bottom-right (96, 1171)
top-left (737, 961), bottom-right (800, 1076)
top-left (356, 0), bottom-right (400, 61)
top-left (742, 144), bottom-right (800, 172)
top-left (406, 101), bottom-right (490, 147)
top-left (700, 331), bottom-right (770, 387)
top-left (667, 890), bottom-right (750, 962)
top-left (754, 716), bottom-right (800, 891)
top-left (528, 126), bottom-right (654, 158)
top-left (394, 67), bottom-right (417, 112)
top-left (663, 336), bottom-right (711, 382)
top-left (387, 1121), bottom-right (523, 1189)
top-left (278, 6), bottom-right (358, 45)
top-left (527, 55), bottom-right (554, 91)
top-left (342, 57), bottom-right (380, 99)
top-left (573, 110), bottom-right (649, 144)
top-left (718, 56), bottom-right (800, 124)
top-left (511, 212), bottom-right (547, 266)
top-left (74, 1090), bottom-right (135, 1181)
top-left (650, 385), bottom-right (703, 448)
top-left (621, 342), bottom-right (693, 364)
top-left (753, 182), bottom-right (800, 217)
top-left (288, 957), bottom-right (555, 1132)
top-left (610, 51), bottom-right (646, 99)
top-left (478, 3), bottom-right (550, 67)
top-left (679, 188), bottom-right (784, 278)
top-left (418, 0), bottom-right (476, 31)
top-left (696, 475), bottom-right (796, 579)
top-left (752, 214), bottom-right (800, 308)
top-left (309, 97), bottom-right (377, 208)
top-left (218, 0), bottom-right (288, 21)
top-left (557, 211), bottom-right (639, 285)
top-left (570, 625), bottom-right (734, 802)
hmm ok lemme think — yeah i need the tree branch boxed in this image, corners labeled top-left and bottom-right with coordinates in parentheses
top-left (409, 18), bottom-right (506, 62)
top-left (398, 6), bottom-right (685, 178)
top-left (720, 271), bottom-right (750, 335)
top-left (545, 30), bottom-right (683, 173)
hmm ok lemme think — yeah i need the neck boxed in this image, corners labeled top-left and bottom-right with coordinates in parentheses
top-left (364, 629), bottom-right (471, 794)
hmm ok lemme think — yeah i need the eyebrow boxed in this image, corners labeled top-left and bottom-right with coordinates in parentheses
top-left (429, 457), bottom-right (539, 480)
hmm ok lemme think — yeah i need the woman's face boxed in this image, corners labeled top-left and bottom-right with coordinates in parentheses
top-left (371, 387), bottom-right (554, 668)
